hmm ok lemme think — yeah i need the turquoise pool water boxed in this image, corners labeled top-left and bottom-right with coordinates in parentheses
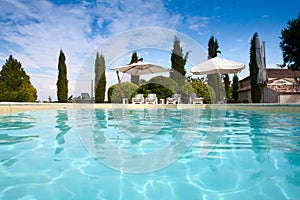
top-left (0, 108), bottom-right (300, 199)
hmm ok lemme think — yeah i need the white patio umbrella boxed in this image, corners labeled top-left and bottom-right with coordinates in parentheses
top-left (110, 61), bottom-right (170, 99)
top-left (191, 57), bottom-right (245, 103)
top-left (111, 61), bottom-right (170, 76)
top-left (255, 37), bottom-right (268, 84)
top-left (190, 57), bottom-right (245, 75)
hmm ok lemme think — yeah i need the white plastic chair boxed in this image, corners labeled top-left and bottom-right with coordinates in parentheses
top-left (189, 93), bottom-right (203, 104)
top-left (145, 94), bottom-right (157, 104)
top-left (132, 94), bottom-right (144, 104)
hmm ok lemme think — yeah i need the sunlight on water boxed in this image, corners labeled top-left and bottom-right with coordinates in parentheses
top-left (0, 108), bottom-right (300, 199)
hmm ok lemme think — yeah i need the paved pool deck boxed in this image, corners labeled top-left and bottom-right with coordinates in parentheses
top-left (0, 102), bottom-right (300, 113)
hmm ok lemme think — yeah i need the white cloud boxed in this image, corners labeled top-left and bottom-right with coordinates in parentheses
top-left (91, 0), bottom-right (181, 34)
top-left (235, 39), bottom-right (245, 43)
top-left (0, 0), bottom-right (190, 101)
top-left (262, 14), bottom-right (269, 19)
top-left (1, 0), bottom-right (97, 71)
top-left (185, 16), bottom-right (213, 34)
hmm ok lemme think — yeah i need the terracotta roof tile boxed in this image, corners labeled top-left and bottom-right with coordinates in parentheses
top-left (238, 69), bottom-right (300, 93)
top-left (267, 69), bottom-right (300, 78)
top-left (237, 85), bottom-right (251, 92)
top-left (239, 69), bottom-right (300, 83)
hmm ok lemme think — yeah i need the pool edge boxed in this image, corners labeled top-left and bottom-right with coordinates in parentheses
top-left (0, 102), bottom-right (300, 112)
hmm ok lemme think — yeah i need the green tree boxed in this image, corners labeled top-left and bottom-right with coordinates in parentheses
top-left (208, 36), bottom-right (221, 58)
top-left (0, 55), bottom-right (37, 102)
top-left (130, 51), bottom-right (140, 85)
top-left (137, 76), bottom-right (177, 100)
top-left (188, 77), bottom-right (214, 104)
top-left (56, 50), bottom-right (68, 103)
top-left (107, 82), bottom-right (139, 103)
top-left (170, 36), bottom-right (189, 88)
top-left (223, 74), bottom-right (230, 99)
top-left (232, 74), bottom-right (240, 102)
top-left (249, 33), bottom-right (262, 103)
top-left (207, 36), bottom-right (222, 102)
top-left (280, 12), bottom-right (300, 71)
top-left (95, 52), bottom-right (106, 103)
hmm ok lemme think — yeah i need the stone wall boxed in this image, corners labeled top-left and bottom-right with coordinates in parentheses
top-left (279, 93), bottom-right (300, 103)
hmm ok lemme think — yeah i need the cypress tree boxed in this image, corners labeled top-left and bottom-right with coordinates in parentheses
top-left (208, 36), bottom-right (221, 58)
top-left (95, 52), bottom-right (101, 91)
top-left (170, 36), bottom-right (189, 88)
top-left (130, 52), bottom-right (139, 85)
top-left (232, 74), bottom-right (240, 102)
top-left (207, 36), bottom-right (222, 102)
top-left (0, 55), bottom-right (37, 102)
top-left (249, 33), bottom-right (262, 103)
top-left (56, 50), bottom-right (68, 103)
top-left (223, 74), bottom-right (230, 99)
top-left (95, 52), bottom-right (106, 103)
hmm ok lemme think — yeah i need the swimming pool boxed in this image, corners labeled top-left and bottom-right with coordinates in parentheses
top-left (0, 106), bottom-right (300, 199)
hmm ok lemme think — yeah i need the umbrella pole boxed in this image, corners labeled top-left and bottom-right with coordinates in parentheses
top-left (116, 71), bottom-right (123, 98)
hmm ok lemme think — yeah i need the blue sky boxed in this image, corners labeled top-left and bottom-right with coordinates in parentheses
top-left (0, 0), bottom-right (299, 101)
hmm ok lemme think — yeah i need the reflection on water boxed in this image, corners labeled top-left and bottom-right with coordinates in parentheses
top-left (93, 109), bottom-right (184, 151)
top-left (0, 113), bottom-right (37, 145)
top-left (108, 109), bottom-right (180, 143)
top-left (285, 152), bottom-right (300, 185)
top-left (54, 110), bottom-right (71, 155)
top-left (0, 134), bottom-right (38, 145)
top-left (93, 109), bottom-right (107, 152)
top-left (85, 108), bottom-right (201, 173)
top-left (0, 113), bottom-right (36, 130)
top-left (1, 157), bottom-right (17, 167)
top-left (0, 112), bottom-right (38, 168)
top-left (216, 110), bottom-right (300, 153)
top-left (217, 110), bottom-right (300, 188)
top-left (90, 108), bottom-right (299, 172)
top-left (0, 108), bottom-right (300, 199)
top-left (248, 112), bottom-right (270, 163)
top-left (197, 108), bottom-right (226, 158)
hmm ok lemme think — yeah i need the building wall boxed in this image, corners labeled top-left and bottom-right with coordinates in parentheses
top-left (240, 78), bottom-right (251, 88)
top-left (264, 88), bottom-right (278, 103)
top-left (238, 69), bottom-right (300, 104)
top-left (279, 93), bottom-right (300, 103)
top-left (238, 81), bottom-right (300, 103)
top-left (238, 90), bottom-right (251, 102)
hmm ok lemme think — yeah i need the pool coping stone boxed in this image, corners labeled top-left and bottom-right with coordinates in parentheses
top-left (0, 102), bottom-right (300, 113)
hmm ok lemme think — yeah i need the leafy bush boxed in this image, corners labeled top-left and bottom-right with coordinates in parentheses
top-left (189, 81), bottom-right (215, 104)
top-left (180, 83), bottom-right (194, 103)
top-left (137, 76), bottom-right (198, 103)
top-left (226, 99), bottom-right (235, 104)
top-left (242, 99), bottom-right (249, 103)
top-left (107, 82), bottom-right (139, 103)
top-left (136, 76), bottom-right (177, 100)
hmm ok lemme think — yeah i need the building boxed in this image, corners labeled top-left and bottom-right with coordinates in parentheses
top-left (238, 69), bottom-right (300, 103)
